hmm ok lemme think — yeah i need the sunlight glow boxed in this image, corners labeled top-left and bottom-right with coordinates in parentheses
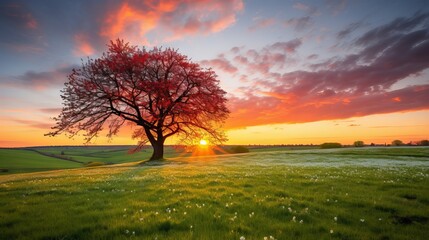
top-left (199, 139), bottom-right (208, 145)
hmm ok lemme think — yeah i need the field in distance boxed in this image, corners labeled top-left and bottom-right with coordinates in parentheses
top-left (0, 147), bottom-right (428, 239)
top-left (0, 145), bottom-right (320, 174)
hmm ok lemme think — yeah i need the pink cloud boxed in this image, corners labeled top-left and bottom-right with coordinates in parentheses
top-left (200, 58), bottom-right (237, 74)
top-left (1, 65), bottom-right (77, 90)
top-left (270, 39), bottom-right (302, 53)
top-left (201, 39), bottom-right (302, 78)
top-left (284, 16), bottom-right (312, 31)
top-left (73, 33), bottom-right (95, 56)
top-left (100, 0), bottom-right (244, 44)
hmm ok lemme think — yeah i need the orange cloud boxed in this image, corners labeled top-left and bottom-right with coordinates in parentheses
top-left (100, 0), bottom-right (243, 45)
top-left (226, 85), bottom-right (429, 129)
top-left (392, 97), bottom-right (401, 102)
top-left (101, 3), bottom-right (160, 45)
top-left (74, 34), bottom-right (95, 56)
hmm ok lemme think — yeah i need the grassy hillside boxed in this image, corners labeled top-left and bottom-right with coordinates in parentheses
top-left (0, 149), bottom-right (82, 174)
top-left (0, 146), bottom-right (187, 174)
top-left (1, 147), bottom-right (428, 239)
top-left (30, 146), bottom-right (188, 164)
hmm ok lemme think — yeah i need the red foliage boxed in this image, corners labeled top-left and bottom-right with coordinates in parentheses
top-left (47, 39), bottom-right (229, 160)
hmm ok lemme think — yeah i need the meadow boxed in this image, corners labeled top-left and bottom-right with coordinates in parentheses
top-left (0, 147), bottom-right (428, 239)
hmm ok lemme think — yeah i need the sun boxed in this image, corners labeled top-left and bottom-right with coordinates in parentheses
top-left (199, 139), bottom-right (208, 145)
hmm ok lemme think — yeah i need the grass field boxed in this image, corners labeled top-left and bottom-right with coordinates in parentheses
top-left (0, 146), bottom-right (186, 174)
top-left (0, 147), bottom-right (428, 239)
top-left (0, 149), bottom-right (82, 173)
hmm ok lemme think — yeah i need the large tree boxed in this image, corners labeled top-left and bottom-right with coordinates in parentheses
top-left (47, 40), bottom-right (229, 160)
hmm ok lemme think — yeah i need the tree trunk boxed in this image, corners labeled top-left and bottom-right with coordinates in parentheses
top-left (149, 140), bottom-right (164, 161)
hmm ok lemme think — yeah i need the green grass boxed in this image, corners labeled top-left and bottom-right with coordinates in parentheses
top-left (0, 146), bottom-right (187, 174)
top-left (33, 146), bottom-right (188, 164)
top-left (0, 147), bottom-right (428, 239)
top-left (0, 149), bottom-right (82, 174)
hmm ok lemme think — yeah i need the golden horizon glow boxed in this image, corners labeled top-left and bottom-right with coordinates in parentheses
top-left (0, 110), bottom-right (428, 147)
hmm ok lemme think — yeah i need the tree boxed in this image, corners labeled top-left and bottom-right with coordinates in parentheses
top-left (420, 140), bottom-right (429, 146)
top-left (391, 140), bottom-right (403, 146)
top-left (353, 140), bottom-right (364, 147)
top-left (228, 145), bottom-right (250, 153)
top-left (47, 39), bottom-right (229, 160)
top-left (320, 142), bottom-right (342, 149)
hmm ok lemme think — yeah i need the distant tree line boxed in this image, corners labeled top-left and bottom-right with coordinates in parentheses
top-left (320, 139), bottom-right (429, 149)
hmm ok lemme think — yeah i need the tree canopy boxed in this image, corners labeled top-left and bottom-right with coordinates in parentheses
top-left (48, 39), bottom-right (229, 160)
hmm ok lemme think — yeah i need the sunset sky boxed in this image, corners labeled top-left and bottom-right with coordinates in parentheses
top-left (0, 0), bottom-right (428, 147)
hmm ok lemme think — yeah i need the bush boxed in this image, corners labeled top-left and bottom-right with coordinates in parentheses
top-left (320, 142), bottom-right (342, 149)
top-left (391, 140), bottom-right (403, 146)
top-left (84, 161), bottom-right (106, 167)
top-left (354, 141), bottom-right (364, 147)
top-left (420, 140), bottom-right (429, 146)
top-left (229, 146), bottom-right (250, 153)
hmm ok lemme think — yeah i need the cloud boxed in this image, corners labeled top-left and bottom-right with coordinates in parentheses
top-left (39, 108), bottom-right (62, 114)
top-left (355, 12), bottom-right (429, 46)
top-left (270, 39), bottom-right (302, 53)
top-left (73, 33), bottom-right (95, 56)
top-left (337, 21), bottom-right (364, 39)
top-left (307, 54), bottom-right (318, 60)
top-left (227, 85), bottom-right (429, 128)
top-left (293, 2), bottom-right (318, 15)
top-left (324, 0), bottom-right (347, 16)
top-left (200, 58), bottom-right (238, 74)
top-left (248, 18), bottom-right (275, 31)
top-left (200, 39), bottom-right (302, 82)
top-left (0, 3), bottom-right (38, 30)
top-left (1, 65), bottom-right (77, 90)
top-left (217, 12), bottom-right (429, 128)
top-left (0, 2), bottom-right (44, 53)
top-left (284, 16), bottom-right (312, 31)
top-left (13, 119), bottom-right (53, 129)
top-left (100, 0), bottom-right (244, 44)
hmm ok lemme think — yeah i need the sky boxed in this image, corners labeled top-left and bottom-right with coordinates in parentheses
top-left (0, 0), bottom-right (428, 147)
